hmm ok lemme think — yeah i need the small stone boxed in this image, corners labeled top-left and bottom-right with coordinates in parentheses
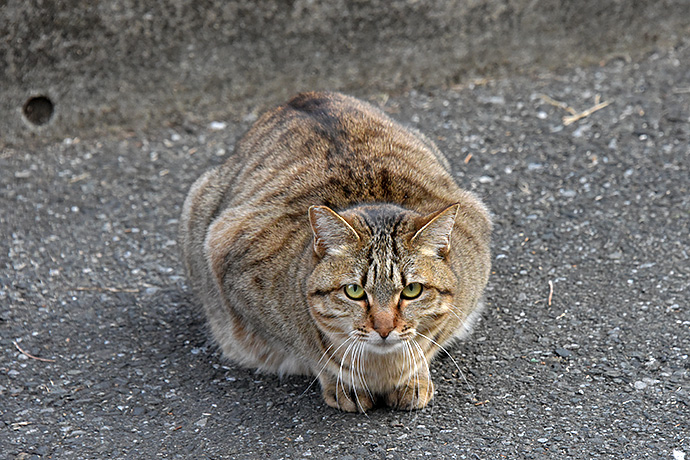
top-left (604, 368), bottom-right (622, 378)
top-left (555, 348), bottom-right (572, 358)
top-left (195, 417), bottom-right (208, 427)
top-left (634, 381), bottom-right (647, 390)
top-left (209, 121), bottom-right (227, 131)
top-left (478, 95), bottom-right (505, 105)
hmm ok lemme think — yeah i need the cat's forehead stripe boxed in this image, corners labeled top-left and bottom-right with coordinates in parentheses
top-left (365, 245), bottom-right (402, 288)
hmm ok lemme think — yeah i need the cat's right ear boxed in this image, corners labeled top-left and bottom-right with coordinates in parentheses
top-left (308, 206), bottom-right (360, 258)
top-left (411, 204), bottom-right (460, 258)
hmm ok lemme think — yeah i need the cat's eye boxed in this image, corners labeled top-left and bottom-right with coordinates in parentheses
top-left (344, 284), bottom-right (366, 300)
top-left (401, 282), bottom-right (423, 300)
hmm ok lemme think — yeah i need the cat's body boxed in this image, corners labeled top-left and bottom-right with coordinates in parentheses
top-left (180, 92), bottom-right (491, 412)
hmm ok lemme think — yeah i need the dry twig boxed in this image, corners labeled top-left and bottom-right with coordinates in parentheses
top-left (68, 173), bottom-right (90, 184)
top-left (562, 99), bottom-right (611, 126)
top-left (540, 94), bottom-right (611, 126)
top-left (539, 94), bottom-right (577, 115)
top-left (13, 341), bottom-right (56, 363)
top-left (548, 280), bottom-right (554, 306)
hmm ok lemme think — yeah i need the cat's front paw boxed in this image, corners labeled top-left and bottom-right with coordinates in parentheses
top-left (384, 378), bottom-right (434, 410)
top-left (320, 379), bottom-right (375, 413)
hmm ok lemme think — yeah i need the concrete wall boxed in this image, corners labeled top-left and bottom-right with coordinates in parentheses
top-left (2, 0), bottom-right (689, 146)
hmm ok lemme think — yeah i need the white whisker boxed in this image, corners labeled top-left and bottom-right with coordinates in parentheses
top-left (396, 341), bottom-right (411, 388)
top-left (447, 304), bottom-right (472, 331)
top-left (300, 332), bottom-right (354, 398)
top-left (356, 341), bottom-right (374, 403)
top-left (416, 330), bottom-right (472, 393)
top-left (352, 341), bottom-right (371, 414)
top-left (444, 305), bottom-right (464, 322)
top-left (408, 340), bottom-right (421, 419)
top-left (410, 338), bottom-right (431, 414)
top-left (337, 336), bottom-right (358, 406)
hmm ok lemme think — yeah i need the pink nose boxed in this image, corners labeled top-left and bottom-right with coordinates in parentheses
top-left (371, 312), bottom-right (394, 339)
top-left (374, 325), bottom-right (393, 339)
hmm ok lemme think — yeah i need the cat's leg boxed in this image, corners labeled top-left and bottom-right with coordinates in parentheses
top-left (318, 373), bottom-right (375, 413)
top-left (384, 371), bottom-right (434, 410)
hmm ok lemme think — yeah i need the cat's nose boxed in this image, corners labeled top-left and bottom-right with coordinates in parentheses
top-left (372, 317), bottom-right (394, 339)
top-left (375, 326), bottom-right (393, 339)
top-left (370, 308), bottom-right (395, 339)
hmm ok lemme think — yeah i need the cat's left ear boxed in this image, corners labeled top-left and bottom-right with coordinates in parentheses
top-left (411, 204), bottom-right (460, 258)
top-left (308, 205), bottom-right (360, 257)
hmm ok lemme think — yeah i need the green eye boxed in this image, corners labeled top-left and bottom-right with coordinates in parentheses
top-left (344, 284), bottom-right (366, 300)
top-left (401, 283), bottom-right (423, 300)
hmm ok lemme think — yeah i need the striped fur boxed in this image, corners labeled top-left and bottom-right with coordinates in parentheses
top-left (180, 92), bottom-right (492, 412)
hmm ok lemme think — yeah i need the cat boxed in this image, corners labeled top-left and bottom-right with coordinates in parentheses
top-left (179, 91), bottom-right (492, 412)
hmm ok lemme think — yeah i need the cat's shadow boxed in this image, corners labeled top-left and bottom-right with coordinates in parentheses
top-left (142, 284), bottom-right (326, 413)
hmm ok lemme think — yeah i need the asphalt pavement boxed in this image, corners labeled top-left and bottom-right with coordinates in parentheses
top-left (1, 39), bottom-right (688, 459)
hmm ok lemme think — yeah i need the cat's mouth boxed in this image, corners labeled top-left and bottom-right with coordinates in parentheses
top-left (365, 336), bottom-right (405, 354)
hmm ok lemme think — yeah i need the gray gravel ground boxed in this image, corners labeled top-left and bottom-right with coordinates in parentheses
top-left (2, 40), bottom-right (689, 459)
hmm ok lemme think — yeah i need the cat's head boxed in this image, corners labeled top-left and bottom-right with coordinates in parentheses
top-left (306, 203), bottom-right (464, 354)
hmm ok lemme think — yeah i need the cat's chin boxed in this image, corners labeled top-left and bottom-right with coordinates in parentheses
top-left (364, 339), bottom-right (405, 355)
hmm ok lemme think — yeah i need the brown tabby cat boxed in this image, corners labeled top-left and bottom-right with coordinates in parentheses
top-left (180, 91), bottom-right (492, 412)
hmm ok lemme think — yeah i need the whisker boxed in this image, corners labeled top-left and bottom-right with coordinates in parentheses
top-left (350, 348), bottom-right (363, 412)
top-left (416, 330), bottom-right (472, 393)
top-left (408, 340), bottom-right (421, 419)
top-left (415, 332), bottom-right (461, 376)
top-left (447, 304), bottom-right (472, 331)
top-left (410, 338), bottom-right (431, 414)
top-left (300, 333), bottom-right (354, 398)
top-left (396, 341), bottom-right (411, 388)
top-left (352, 341), bottom-right (371, 414)
top-left (356, 341), bottom-right (374, 403)
top-left (444, 306), bottom-right (464, 323)
top-left (412, 344), bottom-right (419, 413)
top-left (337, 336), bottom-right (358, 406)
top-left (410, 338), bottom-right (431, 380)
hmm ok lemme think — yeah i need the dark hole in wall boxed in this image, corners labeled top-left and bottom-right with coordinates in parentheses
top-left (23, 96), bottom-right (54, 126)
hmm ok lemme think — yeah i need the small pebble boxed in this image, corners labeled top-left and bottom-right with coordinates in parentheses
top-left (555, 348), bottom-right (572, 358)
top-left (209, 121), bottom-right (227, 130)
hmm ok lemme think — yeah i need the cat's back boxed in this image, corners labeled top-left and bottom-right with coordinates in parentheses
top-left (214, 91), bottom-right (462, 214)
